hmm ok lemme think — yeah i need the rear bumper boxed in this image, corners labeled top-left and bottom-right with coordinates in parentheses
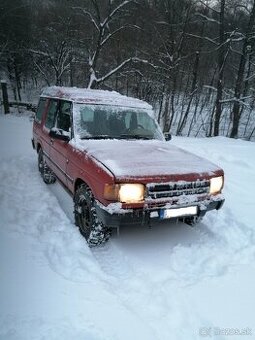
top-left (95, 197), bottom-right (225, 229)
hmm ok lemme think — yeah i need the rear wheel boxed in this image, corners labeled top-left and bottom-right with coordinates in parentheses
top-left (74, 184), bottom-right (111, 247)
top-left (38, 148), bottom-right (56, 184)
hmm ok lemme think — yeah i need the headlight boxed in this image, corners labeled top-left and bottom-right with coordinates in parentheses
top-left (119, 184), bottom-right (144, 203)
top-left (104, 183), bottom-right (145, 203)
top-left (210, 176), bottom-right (223, 194)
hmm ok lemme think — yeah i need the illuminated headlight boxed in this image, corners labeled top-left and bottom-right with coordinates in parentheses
top-left (119, 184), bottom-right (145, 203)
top-left (104, 183), bottom-right (145, 203)
top-left (210, 176), bottom-right (223, 194)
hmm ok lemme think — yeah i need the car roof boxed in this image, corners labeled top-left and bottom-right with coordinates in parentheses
top-left (41, 86), bottom-right (152, 110)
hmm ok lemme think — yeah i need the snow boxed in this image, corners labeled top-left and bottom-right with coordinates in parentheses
top-left (96, 201), bottom-right (133, 215)
top-left (73, 138), bottom-right (222, 179)
top-left (41, 86), bottom-right (152, 110)
top-left (1, 114), bottom-right (255, 340)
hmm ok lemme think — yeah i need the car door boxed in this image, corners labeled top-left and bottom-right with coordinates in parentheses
top-left (41, 98), bottom-right (58, 167)
top-left (33, 97), bottom-right (47, 146)
top-left (49, 100), bottom-right (73, 186)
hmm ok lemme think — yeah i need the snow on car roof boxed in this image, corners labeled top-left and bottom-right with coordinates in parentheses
top-left (41, 86), bottom-right (152, 110)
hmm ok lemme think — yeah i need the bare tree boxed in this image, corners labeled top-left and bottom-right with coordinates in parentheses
top-left (30, 40), bottom-right (71, 86)
top-left (230, 1), bottom-right (255, 138)
top-left (74, 0), bottom-right (142, 89)
top-left (0, 0), bottom-right (32, 100)
top-left (212, 0), bottom-right (225, 137)
top-left (177, 51), bottom-right (200, 134)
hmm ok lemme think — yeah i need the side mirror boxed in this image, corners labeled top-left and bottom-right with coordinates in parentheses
top-left (164, 132), bottom-right (172, 141)
top-left (49, 128), bottom-right (70, 142)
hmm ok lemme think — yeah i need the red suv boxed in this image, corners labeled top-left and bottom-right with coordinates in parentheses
top-left (32, 86), bottom-right (224, 246)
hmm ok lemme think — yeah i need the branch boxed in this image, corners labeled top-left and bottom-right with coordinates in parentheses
top-left (91, 0), bottom-right (101, 23)
top-left (132, 57), bottom-right (159, 70)
top-left (96, 58), bottom-right (132, 84)
top-left (0, 41), bottom-right (8, 57)
top-left (185, 33), bottom-right (219, 45)
top-left (203, 85), bottom-right (217, 91)
top-left (101, 24), bottom-right (141, 47)
top-left (33, 60), bottom-right (50, 86)
top-left (94, 56), bottom-right (157, 86)
top-left (153, 25), bottom-right (173, 63)
top-left (72, 7), bottom-right (99, 32)
top-left (198, 0), bottom-right (220, 14)
top-left (245, 73), bottom-right (255, 82)
top-left (101, 0), bottom-right (133, 27)
top-left (220, 96), bottom-right (252, 109)
top-left (28, 49), bottom-right (50, 57)
top-left (29, 47), bottom-right (61, 77)
top-left (195, 13), bottom-right (220, 24)
top-left (230, 46), bottom-right (243, 56)
top-left (58, 62), bottom-right (70, 79)
top-left (234, 4), bottom-right (250, 14)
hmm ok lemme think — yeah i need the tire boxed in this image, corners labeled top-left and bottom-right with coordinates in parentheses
top-left (74, 184), bottom-right (111, 247)
top-left (184, 216), bottom-right (203, 226)
top-left (38, 148), bottom-right (56, 184)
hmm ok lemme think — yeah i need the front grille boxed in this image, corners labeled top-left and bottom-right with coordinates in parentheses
top-left (146, 180), bottom-right (210, 200)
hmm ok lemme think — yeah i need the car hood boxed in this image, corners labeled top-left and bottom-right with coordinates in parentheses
top-left (74, 139), bottom-right (222, 181)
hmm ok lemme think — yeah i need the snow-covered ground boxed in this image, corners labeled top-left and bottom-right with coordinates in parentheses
top-left (0, 114), bottom-right (255, 340)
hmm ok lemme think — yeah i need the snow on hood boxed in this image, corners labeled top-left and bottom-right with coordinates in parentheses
top-left (73, 139), bottom-right (221, 180)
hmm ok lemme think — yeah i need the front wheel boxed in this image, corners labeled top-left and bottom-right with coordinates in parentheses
top-left (74, 184), bottom-right (111, 247)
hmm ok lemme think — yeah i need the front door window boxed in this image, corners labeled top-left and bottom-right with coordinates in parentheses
top-left (45, 100), bottom-right (58, 129)
top-left (56, 101), bottom-right (72, 133)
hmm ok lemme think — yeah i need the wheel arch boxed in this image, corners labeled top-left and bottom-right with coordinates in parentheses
top-left (74, 178), bottom-right (89, 192)
top-left (74, 177), bottom-right (100, 201)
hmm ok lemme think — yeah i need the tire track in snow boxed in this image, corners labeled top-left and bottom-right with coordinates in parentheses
top-left (3, 156), bottom-right (252, 340)
top-left (0, 155), bottom-right (106, 284)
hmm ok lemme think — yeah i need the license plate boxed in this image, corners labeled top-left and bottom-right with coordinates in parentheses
top-left (159, 206), bottom-right (197, 219)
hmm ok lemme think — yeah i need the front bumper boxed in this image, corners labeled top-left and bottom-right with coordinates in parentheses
top-left (95, 197), bottom-right (225, 229)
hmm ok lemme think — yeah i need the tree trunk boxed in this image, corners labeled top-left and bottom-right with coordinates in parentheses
top-left (1, 81), bottom-right (10, 114)
top-left (213, 0), bottom-right (225, 136)
top-left (162, 91), bottom-right (171, 133)
top-left (230, 2), bottom-right (255, 138)
top-left (157, 83), bottom-right (165, 125)
top-left (177, 51), bottom-right (200, 135)
top-left (14, 56), bottom-right (22, 102)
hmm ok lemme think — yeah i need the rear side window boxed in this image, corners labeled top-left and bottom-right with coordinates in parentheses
top-left (45, 99), bottom-right (58, 129)
top-left (35, 98), bottom-right (46, 122)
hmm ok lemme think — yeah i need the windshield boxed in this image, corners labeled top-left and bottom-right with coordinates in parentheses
top-left (73, 104), bottom-right (164, 140)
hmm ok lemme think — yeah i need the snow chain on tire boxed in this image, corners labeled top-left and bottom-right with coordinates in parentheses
top-left (74, 184), bottom-right (111, 247)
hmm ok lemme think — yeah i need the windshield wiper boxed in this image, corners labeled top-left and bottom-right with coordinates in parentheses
top-left (119, 134), bottom-right (151, 140)
top-left (80, 135), bottom-right (114, 140)
top-left (80, 134), bottom-right (152, 140)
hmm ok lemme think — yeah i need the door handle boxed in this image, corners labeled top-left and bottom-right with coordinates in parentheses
top-left (50, 138), bottom-right (54, 145)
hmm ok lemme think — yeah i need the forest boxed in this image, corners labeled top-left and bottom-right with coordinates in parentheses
top-left (1, 0), bottom-right (255, 140)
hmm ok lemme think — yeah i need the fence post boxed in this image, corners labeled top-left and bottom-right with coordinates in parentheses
top-left (1, 80), bottom-right (10, 114)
